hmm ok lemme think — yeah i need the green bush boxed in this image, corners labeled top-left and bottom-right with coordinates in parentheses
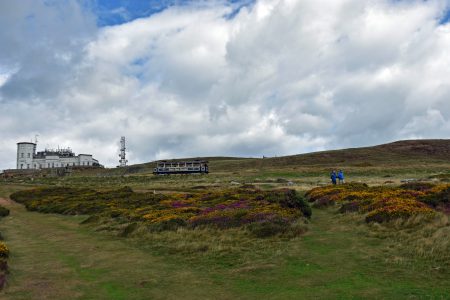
top-left (420, 186), bottom-right (450, 207)
top-left (0, 206), bottom-right (9, 218)
top-left (273, 189), bottom-right (312, 218)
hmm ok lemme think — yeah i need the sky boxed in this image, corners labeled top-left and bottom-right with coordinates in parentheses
top-left (0, 0), bottom-right (450, 170)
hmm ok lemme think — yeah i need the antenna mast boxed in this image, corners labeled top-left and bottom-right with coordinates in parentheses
top-left (119, 136), bottom-right (128, 167)
top-left (34, 134), bottom-right (39, 154)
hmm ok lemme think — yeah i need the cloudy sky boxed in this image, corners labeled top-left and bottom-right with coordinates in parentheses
top-left (1, 0), bottom-right (449, 170)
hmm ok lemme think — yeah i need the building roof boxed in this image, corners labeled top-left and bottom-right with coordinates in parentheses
top-left (17, 142), bottom-right (36, 145)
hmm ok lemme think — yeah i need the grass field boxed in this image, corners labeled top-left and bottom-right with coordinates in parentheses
top-left (0, 140), bottom-right (449, 299)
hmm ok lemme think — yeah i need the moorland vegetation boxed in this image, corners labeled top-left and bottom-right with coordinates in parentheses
top-left (306, 182), bottom-right (450, 222)
top-left (10, 186), bottom-right (311, 238)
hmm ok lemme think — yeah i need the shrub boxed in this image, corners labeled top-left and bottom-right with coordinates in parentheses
top-left (307, 183), bottom-right (449, 223)
top-left (365, 204), bottom-right (434, 223)
top-left (0, 242), bottom-right (9, 258)
top-left (274, 189), bottom-right (311, 218)
top-left (0, 206), bottom-right (9, 218)
top-left (10, 187), bottom-right (310, 237)
top-left (306, 182), bottom-right (369, 207)
top-left (419, 185), bottom-right (450, 207)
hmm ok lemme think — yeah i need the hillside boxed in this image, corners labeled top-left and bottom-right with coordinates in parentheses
top-left (100, 139), bottom-right (449, 175)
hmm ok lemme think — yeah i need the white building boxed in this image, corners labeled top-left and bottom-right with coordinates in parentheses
top-left (16, 142), bottom-right (101, 170)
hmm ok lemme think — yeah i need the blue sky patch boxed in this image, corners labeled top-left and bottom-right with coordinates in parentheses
top-left (440, 8), bottom-right (450, 24)
top-left (92, 0), bottom-right (187, 26)
top-left (92, 0), bottom-right (255, 26)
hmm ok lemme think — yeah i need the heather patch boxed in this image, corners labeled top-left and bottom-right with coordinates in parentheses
top-left (10, 187), bottom-right (310, 237)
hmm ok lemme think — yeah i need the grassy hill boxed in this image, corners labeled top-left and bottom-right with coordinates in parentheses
top-left (93, 139), bottom-right (449, 175)
top-left (34, 139), bottom-right (449, 188)
top-left (127, 140), bottom-right (450, 172)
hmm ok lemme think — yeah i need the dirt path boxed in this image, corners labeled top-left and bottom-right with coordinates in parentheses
top-left (0, 198), bottom-right (233, 300)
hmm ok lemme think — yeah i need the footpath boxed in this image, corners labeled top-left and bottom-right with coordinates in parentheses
top-left (0, 198), bottom-right (231, 300)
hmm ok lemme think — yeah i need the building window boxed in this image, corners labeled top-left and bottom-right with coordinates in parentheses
top-left (34, 164), bottom-right (36, 169)
top-left (48, 163), bottom-right (50, 168)
top-left (52, 162), bottom-right (54, 168)
top-left (27, 153), bottom-right (30, 158)
top-left (20, 164), bottom-right (23, 169)
top-left (21, 153), bottom-right (24, 158)
top-left (27, 164), bottom-right (30, 169)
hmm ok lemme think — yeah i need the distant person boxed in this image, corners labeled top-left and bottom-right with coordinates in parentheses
top-left (330, 170), bottom-right (337, 185)
top-left (338, 170), bottom-right (345, 184)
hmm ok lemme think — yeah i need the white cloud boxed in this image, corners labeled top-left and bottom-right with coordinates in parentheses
top-left (1, 0), bottom-right (450, 170)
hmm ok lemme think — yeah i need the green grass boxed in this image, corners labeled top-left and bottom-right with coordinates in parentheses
top-left (0, 199), bottom-right (237, 299)
top-left (227, 209), bottom-right (449, 299)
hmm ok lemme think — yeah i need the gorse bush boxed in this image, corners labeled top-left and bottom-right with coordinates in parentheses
top-left (10, 186), bottom-right (311, 236)
top-left (0, 242), bottom-right (8, 258)
top-left (306, 182), bottom-right (450, 223)
top-left (365, 200), bottom-right (434, 223)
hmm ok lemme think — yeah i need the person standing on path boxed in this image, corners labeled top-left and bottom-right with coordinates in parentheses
top-left (338, 170), bottom-right (345, 184)
top-left (330, 170), bottom-right (337, 185)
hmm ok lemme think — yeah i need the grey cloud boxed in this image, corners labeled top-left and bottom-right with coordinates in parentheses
top-left (0, 1), bottom-right (96, 101)
top-left (1, 0), bottom-right (450, 171)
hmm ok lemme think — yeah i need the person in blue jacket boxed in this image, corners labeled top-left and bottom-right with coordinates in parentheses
top-left (338, 170), bottom-right (345, 184)
top-left (330, 170), bottom-right (337, 185)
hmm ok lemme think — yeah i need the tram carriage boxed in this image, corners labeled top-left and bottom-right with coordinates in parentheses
top-left (153, 160), bottom-right (209, 175)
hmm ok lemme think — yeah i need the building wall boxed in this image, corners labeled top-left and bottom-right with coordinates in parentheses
top-left (32, 155), bottom-right (97, 169)
top-left (79, 154), bottom-right (93, 166)
top-left (16, 142), bottom-right (99, 169)
top-left (17, 143), bottom-right (36, 169)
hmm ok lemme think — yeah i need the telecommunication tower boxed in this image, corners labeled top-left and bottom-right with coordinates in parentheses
top-left (119, 136), bottom-right (128, 167)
